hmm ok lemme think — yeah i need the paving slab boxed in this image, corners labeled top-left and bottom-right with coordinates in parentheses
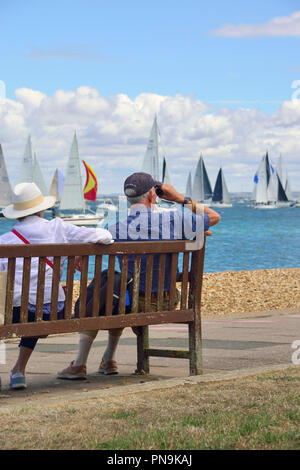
top-left (0, 308), bottom-right (299, 406)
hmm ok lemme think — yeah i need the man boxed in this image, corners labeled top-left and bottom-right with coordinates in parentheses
top-left (58, 172), bottom-right (220, 379)
top-left (0, 182), bottom-right (113, 390)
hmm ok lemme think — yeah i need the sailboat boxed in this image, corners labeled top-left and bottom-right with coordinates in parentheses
top-left (192, 154), bottom-right (213, 205)
top-left (252, 152), bottom-right (293, 209)
top-left (141, 115), bottom-right (160, 181)
top-left (60, 134), bottom-right (103, 226)
top-left (49, 168), bottom-right (65, 204)
top-left (142, 116), bottom-right (177, 212)
top-left (96, 198), bottom-right (117, 214)
top-left (252, 152), bottom-right (277, 209)
top-left (33, 152), bottom-right (48, 196)
top-left (285, 174), bottom-right (293, 202)
top-left (156, 156), bottom-right (177, 212)
top-left (0, 143), bottom-right (12, 215)
top-left (275, 155), bottom-right (294, 207)
top-left (211, 168), bottom-right (232, 208)
top-left (17, 135), bottom-right (48, 195)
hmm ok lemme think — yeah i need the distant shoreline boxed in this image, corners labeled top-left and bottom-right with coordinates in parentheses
top-left (69, 267), bottom-right (300, 317)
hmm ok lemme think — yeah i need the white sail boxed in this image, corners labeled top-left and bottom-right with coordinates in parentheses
top-left (141, 116), bottom-right (160, 181)
top-left (267, 169), bottom-right (277, 202)
top-left (162, 156), bottom-right (172, 184)
top-left (276, 155), bottom-right (283, 185)
top-left (60, 133), bottom-right (85, 211)
top-left (185, 171), bottom-right (192, 198)
top-left (221, 170), bottom-right (231, 204)
top-left (17, 135), bottom-right (34, 184)
top-left (192, 155), bottom-right (212, 203)
top-left (0, 144), bottom-right (12, 206)
top-left (49, 168), bottom-right (64, 203)
top-left (254, 155), bottom-right (268, 204)
top-left (33, 152), bottom-right (48, 195)
top-left (285, 172), bottom-right (293, 201)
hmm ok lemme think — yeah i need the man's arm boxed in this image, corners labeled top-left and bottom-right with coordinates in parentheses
top-left (155, 183), bottom-right (221, 227)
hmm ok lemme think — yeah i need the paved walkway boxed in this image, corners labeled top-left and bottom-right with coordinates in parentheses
top-left (1, 308), bottom-right (299, 405)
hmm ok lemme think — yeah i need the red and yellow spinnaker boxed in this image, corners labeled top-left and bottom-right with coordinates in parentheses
top-left (83, 160), bottom-right (98, 201)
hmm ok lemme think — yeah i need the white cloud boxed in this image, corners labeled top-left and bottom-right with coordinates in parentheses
top-left (0, 86), bottom-right (299, 194)
top-left (211, 11), bottom-right (300, 38)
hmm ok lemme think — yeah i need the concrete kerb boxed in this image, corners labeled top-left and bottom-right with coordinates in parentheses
top-left (0, 362), bottom-right (295, 412)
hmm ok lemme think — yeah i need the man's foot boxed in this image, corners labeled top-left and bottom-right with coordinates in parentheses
top-left (10, 372), bottom-right (27, 390)
top-left (98, 359), bottom-right (118, 375)
top-left (57, 361), bottom-right (87, 380)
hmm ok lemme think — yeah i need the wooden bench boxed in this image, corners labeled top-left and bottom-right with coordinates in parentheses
top-left (0, 239), bottom-right (205, 375)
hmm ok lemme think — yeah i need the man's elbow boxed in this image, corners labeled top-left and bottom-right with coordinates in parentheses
top-left (209, 213), bottom-right (221, 227)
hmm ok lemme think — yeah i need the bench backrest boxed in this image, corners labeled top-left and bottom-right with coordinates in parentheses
top-left (0, 240), bottom-right (205, 340)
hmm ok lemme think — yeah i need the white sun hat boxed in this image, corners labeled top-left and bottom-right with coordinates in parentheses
top-left (3, 182), bottom-right (56, 219)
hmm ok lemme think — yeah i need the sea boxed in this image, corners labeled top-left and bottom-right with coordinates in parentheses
top-left (0, 203), bottom-right (299, 280)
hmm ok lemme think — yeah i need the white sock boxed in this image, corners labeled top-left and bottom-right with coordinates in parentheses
top-left (102, 331), bottom-right (122, 363)
top-left (73, 332), bottom-right (97, 366)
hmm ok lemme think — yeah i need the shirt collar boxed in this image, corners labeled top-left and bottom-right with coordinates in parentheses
top-left (15, 215), bottom-right (45, 227)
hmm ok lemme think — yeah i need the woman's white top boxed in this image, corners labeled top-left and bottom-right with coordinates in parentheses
top-left (0, 215), bottom-right (113, 306)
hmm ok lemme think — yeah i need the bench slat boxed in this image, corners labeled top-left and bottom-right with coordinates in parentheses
top-left (180, 252), bottom-right (190, 310)
top-left (144, 254), bottom-right (154, 312)
top-left (64, 256), bottom-right (75, 320)
top-left (169, 252), bottom-right (178, 311)
top-left (5, 258), bottom-right (16, 325)
top-left (131, 255), bottom-right (141, 313)
top-left (50, 256), bottom-right (61, 320)
top-left (118, 255), bottom-right (128, 315)
top-left (92, 255), bottom-right (102, 317)
top-left (0, 309), bottom-right (194, 339)
top-left (0, 240), bottom-right (201, 258)
top-left (20, 257), bottom-right (31, 323)
top-left (157, 253), bottom-right (166, 312)
top-left (78, 256), bottom-right (89, 318)
top-left (35, 257), bottom-right (46, 321)
top-left (105, 255), bottom-right (115, 316)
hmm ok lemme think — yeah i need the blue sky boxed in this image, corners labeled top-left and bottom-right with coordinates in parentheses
top-left (1, 0), bottom-right (299, 112)
top-left (0, 0), bottom-right (300, 193)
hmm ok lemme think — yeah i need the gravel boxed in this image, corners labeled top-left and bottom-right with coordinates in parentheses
top-left (66, 268), bottom-right (300, 318)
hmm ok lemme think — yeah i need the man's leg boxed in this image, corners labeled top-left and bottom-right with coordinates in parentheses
top-left (99, 328), bottom-right (123, 375)
top-left (73, 330), bottom-right (98, 366)
top-left (57, 330), bottom-right (98, 380)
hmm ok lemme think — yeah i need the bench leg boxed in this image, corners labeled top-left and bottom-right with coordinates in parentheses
top-left (189, 319), bottom-right (203, 375)
top-left (134, 326), bottom-right (150, 374)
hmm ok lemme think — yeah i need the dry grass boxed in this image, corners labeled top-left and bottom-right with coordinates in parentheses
top-left (1, 368), bottom-right (300, 450)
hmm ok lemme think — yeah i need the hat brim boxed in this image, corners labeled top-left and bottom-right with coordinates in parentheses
top-left (2, 196), bottom-right (56, 219)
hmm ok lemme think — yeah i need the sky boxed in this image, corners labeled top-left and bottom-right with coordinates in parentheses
top-left (0, 0), bottom-right (300, 193)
